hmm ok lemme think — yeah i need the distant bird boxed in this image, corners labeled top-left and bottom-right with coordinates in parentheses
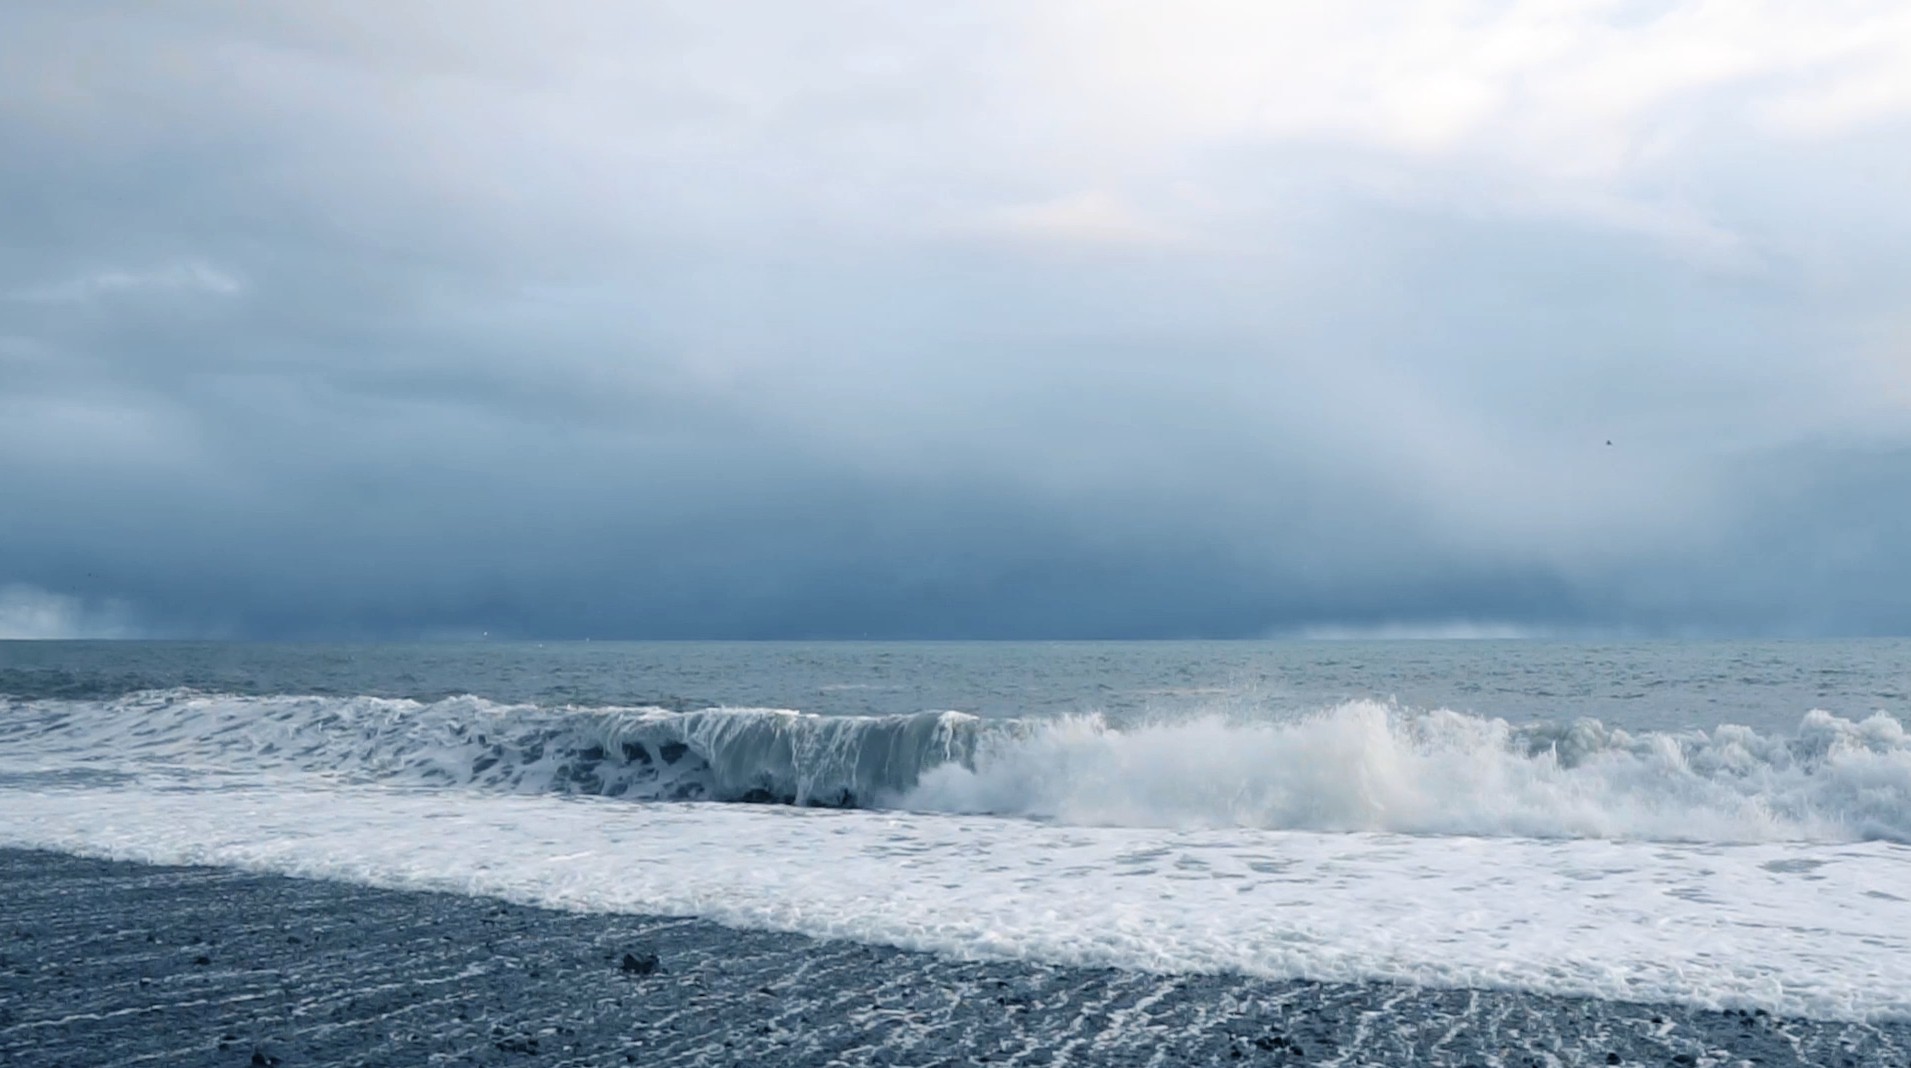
top-left (1605, 440), bottom-right (1613, 446)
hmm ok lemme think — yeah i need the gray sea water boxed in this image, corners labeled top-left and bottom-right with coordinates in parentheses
top-left (4, 637), bottom-right (1905, 729)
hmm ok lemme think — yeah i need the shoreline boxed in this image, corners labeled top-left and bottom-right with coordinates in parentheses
top-left (2, 848), bottom-right (1906, 1067)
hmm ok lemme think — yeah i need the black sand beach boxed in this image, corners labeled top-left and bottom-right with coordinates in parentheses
top-left (1, 849), bottom-right (1906, 1066)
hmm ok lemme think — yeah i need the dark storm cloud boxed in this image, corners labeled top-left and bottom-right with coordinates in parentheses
top-left (2, 3), bottom-right (1909, 638)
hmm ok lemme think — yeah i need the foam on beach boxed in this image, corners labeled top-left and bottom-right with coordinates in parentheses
top-left (4, 690), bottom-right (1911, 1022)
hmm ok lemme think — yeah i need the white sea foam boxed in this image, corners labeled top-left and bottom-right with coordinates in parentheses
top-left (905, 704), bottom-right (1911, 842)
top-left (3, 691), bottom-right (1908, 843)
top-left (5, 691), bottom-right (1911, 1020)
top-left (2, 784), bottom-right (1908, 1021)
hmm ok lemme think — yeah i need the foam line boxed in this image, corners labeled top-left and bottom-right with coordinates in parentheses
top-left (4, 787), bottom-right (1909, 1021)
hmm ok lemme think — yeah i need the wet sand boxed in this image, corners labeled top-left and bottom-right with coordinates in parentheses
top-left (1, 848), bottom-right (1905, 1067)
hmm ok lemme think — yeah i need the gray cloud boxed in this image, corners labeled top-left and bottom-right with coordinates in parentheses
top-left (1, 3), bottom-right (1908, 638)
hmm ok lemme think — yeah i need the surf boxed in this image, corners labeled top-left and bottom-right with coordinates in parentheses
top-left (3, 690), bottom-right (1909, 843)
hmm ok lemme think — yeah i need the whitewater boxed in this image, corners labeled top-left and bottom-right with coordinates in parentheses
top-left (2, 641), bottom-right (1908, 1023)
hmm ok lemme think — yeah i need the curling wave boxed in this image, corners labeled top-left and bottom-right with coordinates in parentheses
top-left (2, 691), bottom-right (1908, 842)
top-left (0, 690), bottom-right (984, 807)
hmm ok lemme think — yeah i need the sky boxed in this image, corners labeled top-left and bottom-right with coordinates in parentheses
top-left (2, 1), bottom-right (1909, 640)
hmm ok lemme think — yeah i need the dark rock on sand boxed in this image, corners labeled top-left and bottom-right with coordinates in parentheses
top-left (620, 951), bottom-right (660, 975)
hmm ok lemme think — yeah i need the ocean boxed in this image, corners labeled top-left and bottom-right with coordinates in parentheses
top-left (2, 638), bottom-right (1909, 1034)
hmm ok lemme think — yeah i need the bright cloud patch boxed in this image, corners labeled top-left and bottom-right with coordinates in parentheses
top-left (0, 587), bottom-right (138, 641)
top-left (9, 261), bottom-right (242, 303)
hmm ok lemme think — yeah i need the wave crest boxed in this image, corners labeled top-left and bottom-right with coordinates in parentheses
top-left (908, 704), bottom-right (1911, 841)
top-left (3, 691), bottom-right (1908, 842)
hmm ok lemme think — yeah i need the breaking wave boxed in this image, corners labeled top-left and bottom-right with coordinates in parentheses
top-left (0, 691), bottom-right (981, 807)
top-left (3, 691), bottom-right (1909, 843)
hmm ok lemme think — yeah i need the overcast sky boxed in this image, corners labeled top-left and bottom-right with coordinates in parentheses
top-left (2, 2), bottom-right (1909, 639)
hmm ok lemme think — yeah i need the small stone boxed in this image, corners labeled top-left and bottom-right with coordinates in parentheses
top-left (620, 951), bottom-right (660, 975)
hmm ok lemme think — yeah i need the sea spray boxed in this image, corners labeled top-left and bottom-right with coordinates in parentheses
top-left (4, 690), bottom-right (1910, 842)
